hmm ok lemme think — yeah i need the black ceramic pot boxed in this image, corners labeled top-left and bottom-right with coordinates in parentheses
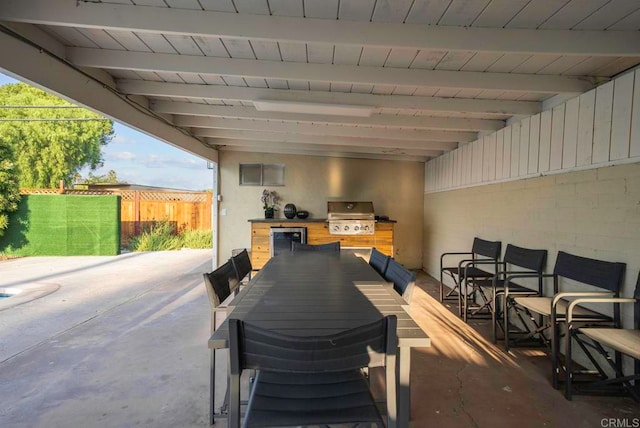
top-left (296, 210), bottom-right (309, 219)
top-left (283, 203), bottom-right (297, 219)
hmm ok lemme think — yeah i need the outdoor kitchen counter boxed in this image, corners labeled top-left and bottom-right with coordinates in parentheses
top-left (248, 218), bottom-right (397, 223)
top-left (249, 220), bottom-right (395, 269)
top-left (248, 218), bottom-right (328, 223)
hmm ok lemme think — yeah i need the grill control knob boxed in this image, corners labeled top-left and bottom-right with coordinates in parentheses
top-left (363, 225), bottom-right (369, 231)
top-left (354, 226), bottom-right (360, 231)
top-left (344, 225), bottom-right (350, 231)
top-left (332, 225), bottom-right (340, 232)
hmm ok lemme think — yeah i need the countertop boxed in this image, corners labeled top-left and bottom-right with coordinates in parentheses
top-left (248, 218), bottom-right (397, 223)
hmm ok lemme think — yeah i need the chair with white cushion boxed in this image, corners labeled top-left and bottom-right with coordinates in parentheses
top-left (513, 251), bottom-right (626, 390)
top-left (565, 272), bottom-right (640, 400)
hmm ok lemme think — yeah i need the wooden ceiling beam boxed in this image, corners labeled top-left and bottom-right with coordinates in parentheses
top-left (117, 80), bottom-right (541, 116)
top-left (2, 0), bottom-right (639, 56)
top-left (194, 128), bottom-right (459, 151)
top-left (69, 48), bottom-right (594, 94)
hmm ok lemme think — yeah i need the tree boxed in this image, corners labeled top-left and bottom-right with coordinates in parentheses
top-left (75, 170), bottom-right (125, 185)
top-left (0, 139), bottom-right (19, 237)
top-left (0, 83), bottom-right (114, 188)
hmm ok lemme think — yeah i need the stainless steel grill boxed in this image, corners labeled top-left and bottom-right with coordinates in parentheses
top-left (327, 201), bottom-right (375, 235)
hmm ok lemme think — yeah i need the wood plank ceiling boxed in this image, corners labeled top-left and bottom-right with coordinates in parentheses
top-left (1, 0), bottom-right (639, 162)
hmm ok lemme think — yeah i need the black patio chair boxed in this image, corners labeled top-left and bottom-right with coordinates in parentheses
top-left (482, 244), bottom-right (548, 345)
top-left (227, 316), bottom-right (398, 428)
top-left (203, 260), bottom-right (239, 321)
top-left (291, 241), bottom-right (340, 252)
top-left (202, 260), bottom-right (240, 425)
top-left (369, 247), bottom-right (390, 276)
top-left (231, 248), bottom-right (253, 284)
top-left (513, 251), bottom-right (626, 389)
top-left (385, 258), bottom-right (416, 303)
top-left (565, 272), bottom-right (640, 400)
top-left (440, 237), bottom-right (502, 318)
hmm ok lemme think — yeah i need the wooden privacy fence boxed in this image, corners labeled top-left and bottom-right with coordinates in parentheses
top-left (20, 188), bottom-right (213, 244)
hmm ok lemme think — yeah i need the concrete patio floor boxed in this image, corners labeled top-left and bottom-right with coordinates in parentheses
top-left (0, 251), bottom-right (638, 427)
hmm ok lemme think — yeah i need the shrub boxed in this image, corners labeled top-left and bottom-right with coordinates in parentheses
top-left (180, 229), bottom-right (212, 249)
top-left (130, 221), bottom-right (212, 251)
top-left (130, 221), bottom-right (181, 252)
top-left (0, 144), bottom-right (20, 237)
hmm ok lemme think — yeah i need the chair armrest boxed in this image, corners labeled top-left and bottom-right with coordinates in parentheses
top-left (552, 291), bottom-right (616, 309)
top-left (460, 258), bottom-right (491, 280)
top-left (441, 251), bottom-right (474, 257)
top-left (567, 297), bottom-right (637, 324)
top-left (494, 270), bottom-right (537, 278)
top-left (467, 260), bottom-right (505, 270)
top-left (504, 273), bottom-right (554, 291)
top-left (462, 260), bottom-right (506, 283)
top-left (457, 258), bottom-right (477, 270)
top-left (440, 252), bottom-right (473, 267)
top-left (468, 260), bottom-right (504, 266)
top-left (495, 272), bottom-right (554, 281)
top-left (493, 271), bottom-right (542, 294)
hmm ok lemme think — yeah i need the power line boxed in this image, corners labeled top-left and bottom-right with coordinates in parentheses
top-left (0, 106), bottom-right (109, 121)
top-left (0, 118), bottom-right (111, 122)
top-left (0, 105), bottom-right (84, 109)
top-left (0, 24), bottom-right (201, 145)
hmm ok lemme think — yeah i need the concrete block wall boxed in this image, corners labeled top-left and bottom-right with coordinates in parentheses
top-left (424, 66), bottom-right (640, 330)
top-left (423, 162), bottom-right (640, 328)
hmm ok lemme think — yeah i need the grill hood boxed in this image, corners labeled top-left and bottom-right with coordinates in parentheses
top-left (327, 201), bottom-right (375, 220)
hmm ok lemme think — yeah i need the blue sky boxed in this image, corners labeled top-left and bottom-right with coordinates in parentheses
top-left (0, 73), bottom-right (213, 191)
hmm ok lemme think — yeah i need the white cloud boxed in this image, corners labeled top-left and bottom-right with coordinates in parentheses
top-left (90, 124), bottom-right (213, 190)
top-left (111, 133), bottom-right (137, 145)
top-left (106, 151), bottom-right (137, 161)
top-left (139, 154), bottom-right (204, 169)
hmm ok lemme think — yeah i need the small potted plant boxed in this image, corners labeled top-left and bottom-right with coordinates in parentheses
top-left (261, 189), bottom-right (280, 219)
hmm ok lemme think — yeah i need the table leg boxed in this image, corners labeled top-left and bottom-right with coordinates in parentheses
top-left (210, 348), bottom-right (215, 425)
top-left (397, 346), bottom-right (411, 428)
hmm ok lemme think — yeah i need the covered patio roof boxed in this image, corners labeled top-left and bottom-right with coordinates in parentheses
top-left (1, 0), bottom-right (639, 162)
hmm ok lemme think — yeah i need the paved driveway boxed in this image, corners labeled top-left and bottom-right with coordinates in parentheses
top-left (0, 250), bottom-right (214, 428)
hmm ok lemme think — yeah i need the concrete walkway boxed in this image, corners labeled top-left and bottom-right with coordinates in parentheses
top-left (0, 252), bottom-right (638, 427)
top-left (0, 250), bottom-right (214, 428)
top-left (410, 273), bottom-right (640, 428)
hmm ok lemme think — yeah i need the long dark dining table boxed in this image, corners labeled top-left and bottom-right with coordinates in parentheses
top-left (208, 251), bottom-right (431, 428)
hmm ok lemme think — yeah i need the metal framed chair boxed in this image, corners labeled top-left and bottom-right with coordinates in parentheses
top-left (228, 316), bottom-right (397, 428)
top-left (483, 244), bottom-right (548, 345)
top-left (565, 273), bottom-right (640, 400)
top-left (203, 260), bottom-right (239, 317)
top-left (369, 247), bottom-right (390, 276)
top-left (202, 260), bottom-right (240, 425)
top-left (291, 241), bottom-right (340, 252)
top-left (513, 251), bottom-right (626, 389)
top-left (231, 248), bottom-right (253, 284)
top-left (440, 237), bottom-right (502, 318)
top-left (385, 258), bottom-right (416, 303)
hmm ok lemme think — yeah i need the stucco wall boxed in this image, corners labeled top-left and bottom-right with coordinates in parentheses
top-left (423, 161), bottom-right (640, 327)
top-left (219, 152), bottom-right (425, 268)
